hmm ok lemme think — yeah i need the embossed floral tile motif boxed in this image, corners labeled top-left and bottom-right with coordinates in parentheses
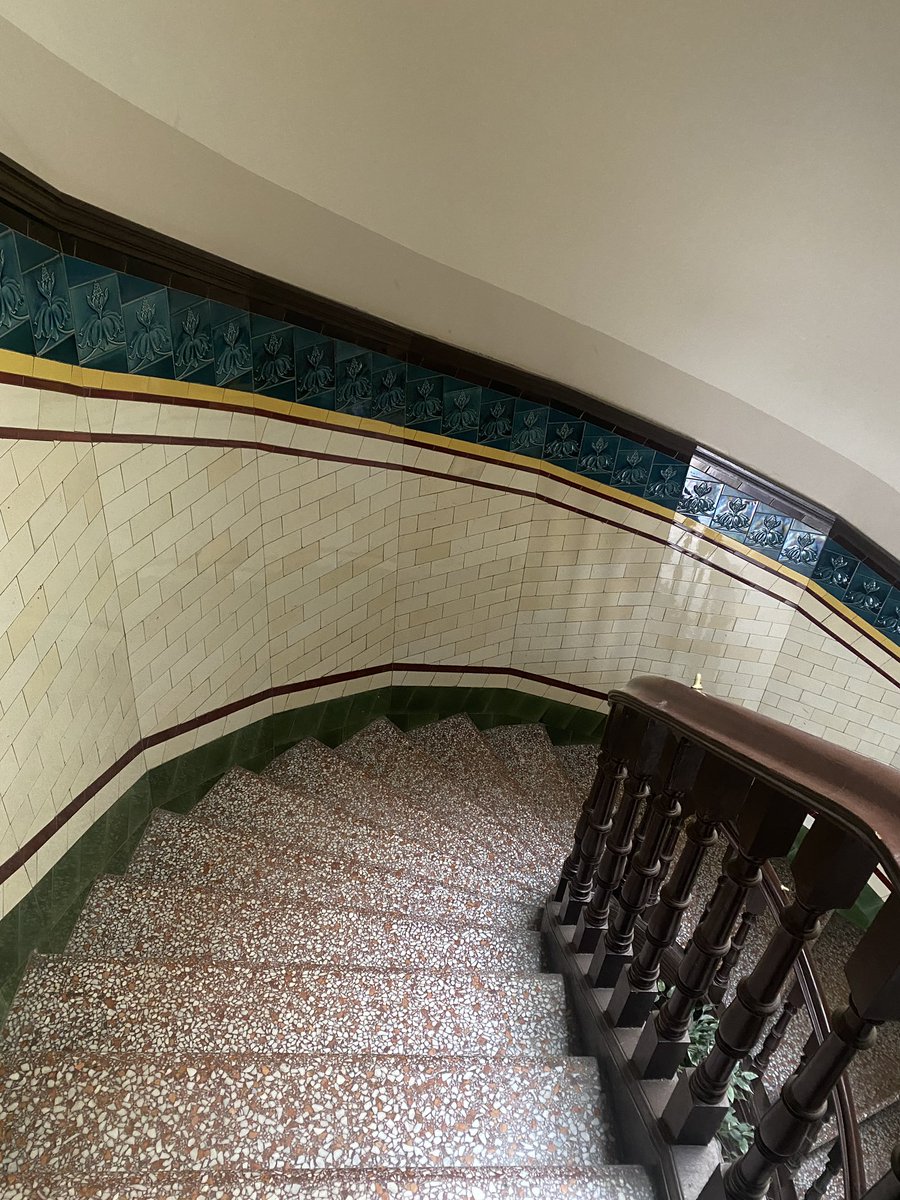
top-left (0, 220), bottom-right (897, 647)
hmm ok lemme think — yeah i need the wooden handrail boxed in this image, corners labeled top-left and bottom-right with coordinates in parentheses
top-left (610, 677), bottom-right (900, 891)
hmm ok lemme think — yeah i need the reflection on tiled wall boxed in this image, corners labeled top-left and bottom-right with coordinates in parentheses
top-left (3, 220), bottom-right (897, 651)
top-left (3, 375), bottom-right (900, 928)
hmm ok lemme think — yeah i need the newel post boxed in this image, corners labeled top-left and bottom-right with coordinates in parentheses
top-left (607, 752), bottom-right (748, 1029)
top-left (703, 891), bottom-right (900, 1200)
top-left (571, 718), bottom-right (670, 954)
top-left (633, 779), bottom-right (803, 1080)
top-left (585, 735), bottom-right (703, 984)
top-left (663, 815), bottom-right (876, 1143)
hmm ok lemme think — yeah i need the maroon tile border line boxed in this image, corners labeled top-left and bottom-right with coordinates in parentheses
top-left (0, 662), bottom-right (605, 886)
top-left (1, 403), bottom-right (898, 692)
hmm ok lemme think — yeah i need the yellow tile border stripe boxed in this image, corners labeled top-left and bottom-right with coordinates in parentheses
top-left (3, 346), bottom-right (898, 666)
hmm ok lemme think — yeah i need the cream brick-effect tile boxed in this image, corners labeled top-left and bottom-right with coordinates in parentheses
top-left (3, 382), bottom-right (900, 910)
top-left (0, 431), bottom-right (141, 916)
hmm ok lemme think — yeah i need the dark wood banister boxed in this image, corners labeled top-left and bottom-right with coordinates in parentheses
top-left (613, 678), bottom-right (891, 1200)
top-left (611, 677), bottom-right (900, 890)
top-left (753, 847), bottom-right (864, 1200)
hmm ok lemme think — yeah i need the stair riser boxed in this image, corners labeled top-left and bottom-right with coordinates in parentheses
top-left (67, 883), bottom-right (545, 975)
top-left (0, 1166), bottom-right (654, 1200)
top-left (194, 780), bottom-right (554, 897)
top-left (4, 961), bottom-right (569, 1059)
top-left (0, 1056), bottom-right (610, 1176)
top-left (128, 814), bottom-right (539, 930)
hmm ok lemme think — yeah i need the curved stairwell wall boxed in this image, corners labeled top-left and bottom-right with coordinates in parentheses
top-left (3, 365), bottom-right (900, 930)
top-left (1, 200), bottom-right (900, 1016)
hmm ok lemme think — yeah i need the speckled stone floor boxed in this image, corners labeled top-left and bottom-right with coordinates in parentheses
top-left (0, 717), bottom-right (657, 1199)
top-left (0, 1165), bottom-right (655, 1200)
top-left (128, 809), bottom-right (540, 930)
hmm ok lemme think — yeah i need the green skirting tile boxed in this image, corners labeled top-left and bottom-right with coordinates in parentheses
top-left (0, 680), bottom-right (603, 1014)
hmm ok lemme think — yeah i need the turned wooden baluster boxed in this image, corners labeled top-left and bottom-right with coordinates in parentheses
top-left (664, 816), bottom-right (876, 1141)
top-left (634, 780), bottom-right (804, 1080)
top-left (572, 720), bottom-right (670, 954)
top-left (585, 736), bottom-right (701, 984)
top-left (752, 978), bottom-right (804, 1078)
top-left (709, 884), bottom-right (766, 1008)
top-left (805, 1140), bottom-right (843, 1200)
top-left (702, 891), bottom-right (900, 1200)
top-left (861, 1144), bottom-right (900, 1200)
top-left (606, 753), bottom-right (750, 1029)
top-left (555, 704), bottom-right (631, 920)
top-left (647, 818), bottom-right (681, 910)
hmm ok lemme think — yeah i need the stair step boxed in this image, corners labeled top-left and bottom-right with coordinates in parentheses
top-left (407, 716), bottom-right (568, 877)
top-left (483, 725), bottom-right (579, 825)
top-left (192, 767), bottom-right (547, 898)
top-left (0, 1053), bottom-right (613, 1175)
top-left (337, 717), bottom-right (541, 856)
top-left (66, 878), bottom-right (545, 974)
top-left (1, 1164), bottom-right (655, 1199)
top-left (263, 738), bottom-right (516, 870)
top-left (128, 809), bottom-right (539, 930)
top-left (4, 957), bottom-right (569, 1059)
top-left (553, 744), bottom-right (602, 807)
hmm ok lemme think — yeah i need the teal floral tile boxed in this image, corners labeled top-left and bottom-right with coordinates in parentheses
top-left (611, 439), bottom-right (654, 491)
top-left (123, 290), bottom-right (174, 376)
top-left (370, 356), bottom-right (407, 423)
top-left (543, 418), bottom-right (584, 467)
top-left (22, 254), bottom-right (76, 361)
top-left (643, 459), bottom-right (687, 507)
top-left (578, 425), bottom-right (618, 480)
top-left (0, 229), bottom-right (31, 352)
top-left (405, 369), bottom-right (443, 433)
top-left (170, 297), bottom-right (214, 383)
top-left (777, 526), bottom-right (825, 576)
top-left (744, 507), bottom-right (791, 560)
top-left (212, 312), bottom-right (253, 388)
top-left (875, 589), bottom-right (900, 645)
top-left (252, 326), bottom-right (295, 401)
top-left (710, 488), bottom-right (757, 541)
top-left (70, 274), bottom-right (127, 371)
top-left (812, 540), bottom-right (859, 600)
top-left (335, 342), bottom-right (371, 415)
top-left (442, 382), bottom-right (481, 441)
top-left (294, 331), bottom-right (335, 407)
top-left (677, 471), bottom-right (723, 524)
top-left (510, 399), bottom-right (548, 458)
top-left (843, 564), bottom-right (890, 618)
top-left (477, 390), bottom-right (514, 451)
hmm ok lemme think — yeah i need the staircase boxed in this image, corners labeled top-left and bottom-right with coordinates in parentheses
top-left (0, 716), bottom-right (657, 1199)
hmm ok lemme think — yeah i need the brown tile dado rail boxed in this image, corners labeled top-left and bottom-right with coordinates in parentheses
top-left (546, 676), bottom-right (900, 1200)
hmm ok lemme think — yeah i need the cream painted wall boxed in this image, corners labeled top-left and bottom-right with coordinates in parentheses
top-left (2, 376), bottom-right (899, 921)
top-left (0, 13), bottom-right (898, 558)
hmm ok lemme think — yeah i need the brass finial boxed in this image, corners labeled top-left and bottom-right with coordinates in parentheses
top-left (691, 673), bottom-right (704, 691)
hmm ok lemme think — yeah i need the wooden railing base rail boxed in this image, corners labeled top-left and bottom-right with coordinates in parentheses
top-left (547, 675), bottom-right (900, 1200)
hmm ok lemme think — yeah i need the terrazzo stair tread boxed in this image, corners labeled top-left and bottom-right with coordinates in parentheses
top-left (794, 1096), bottom-right (900, 1200)
top-left (336, 717), bottom-right (550, 860)
top-left (0, 1052), bottom-right (614, 1175)
top-left (553, 743), bottom-right (602, 805)
top-left (4, 956), bottom-right (571, 1059)
top-left (482, 725), bottom-right (579, 826)
top-left (192, 768), bottom-right (543, 899)
top-left (262, 739), bottom-right (525, 870)
top-left (65, 877), bottom-right (545, 974)
top-left (0, 1164), bottom-right (656, 1200)
top-left (806, 915), bottom-right (900, 1133)
top-left (128, 809), bottom-right (539, 931)
top-left (406, 715), bottom-right (570, 880)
